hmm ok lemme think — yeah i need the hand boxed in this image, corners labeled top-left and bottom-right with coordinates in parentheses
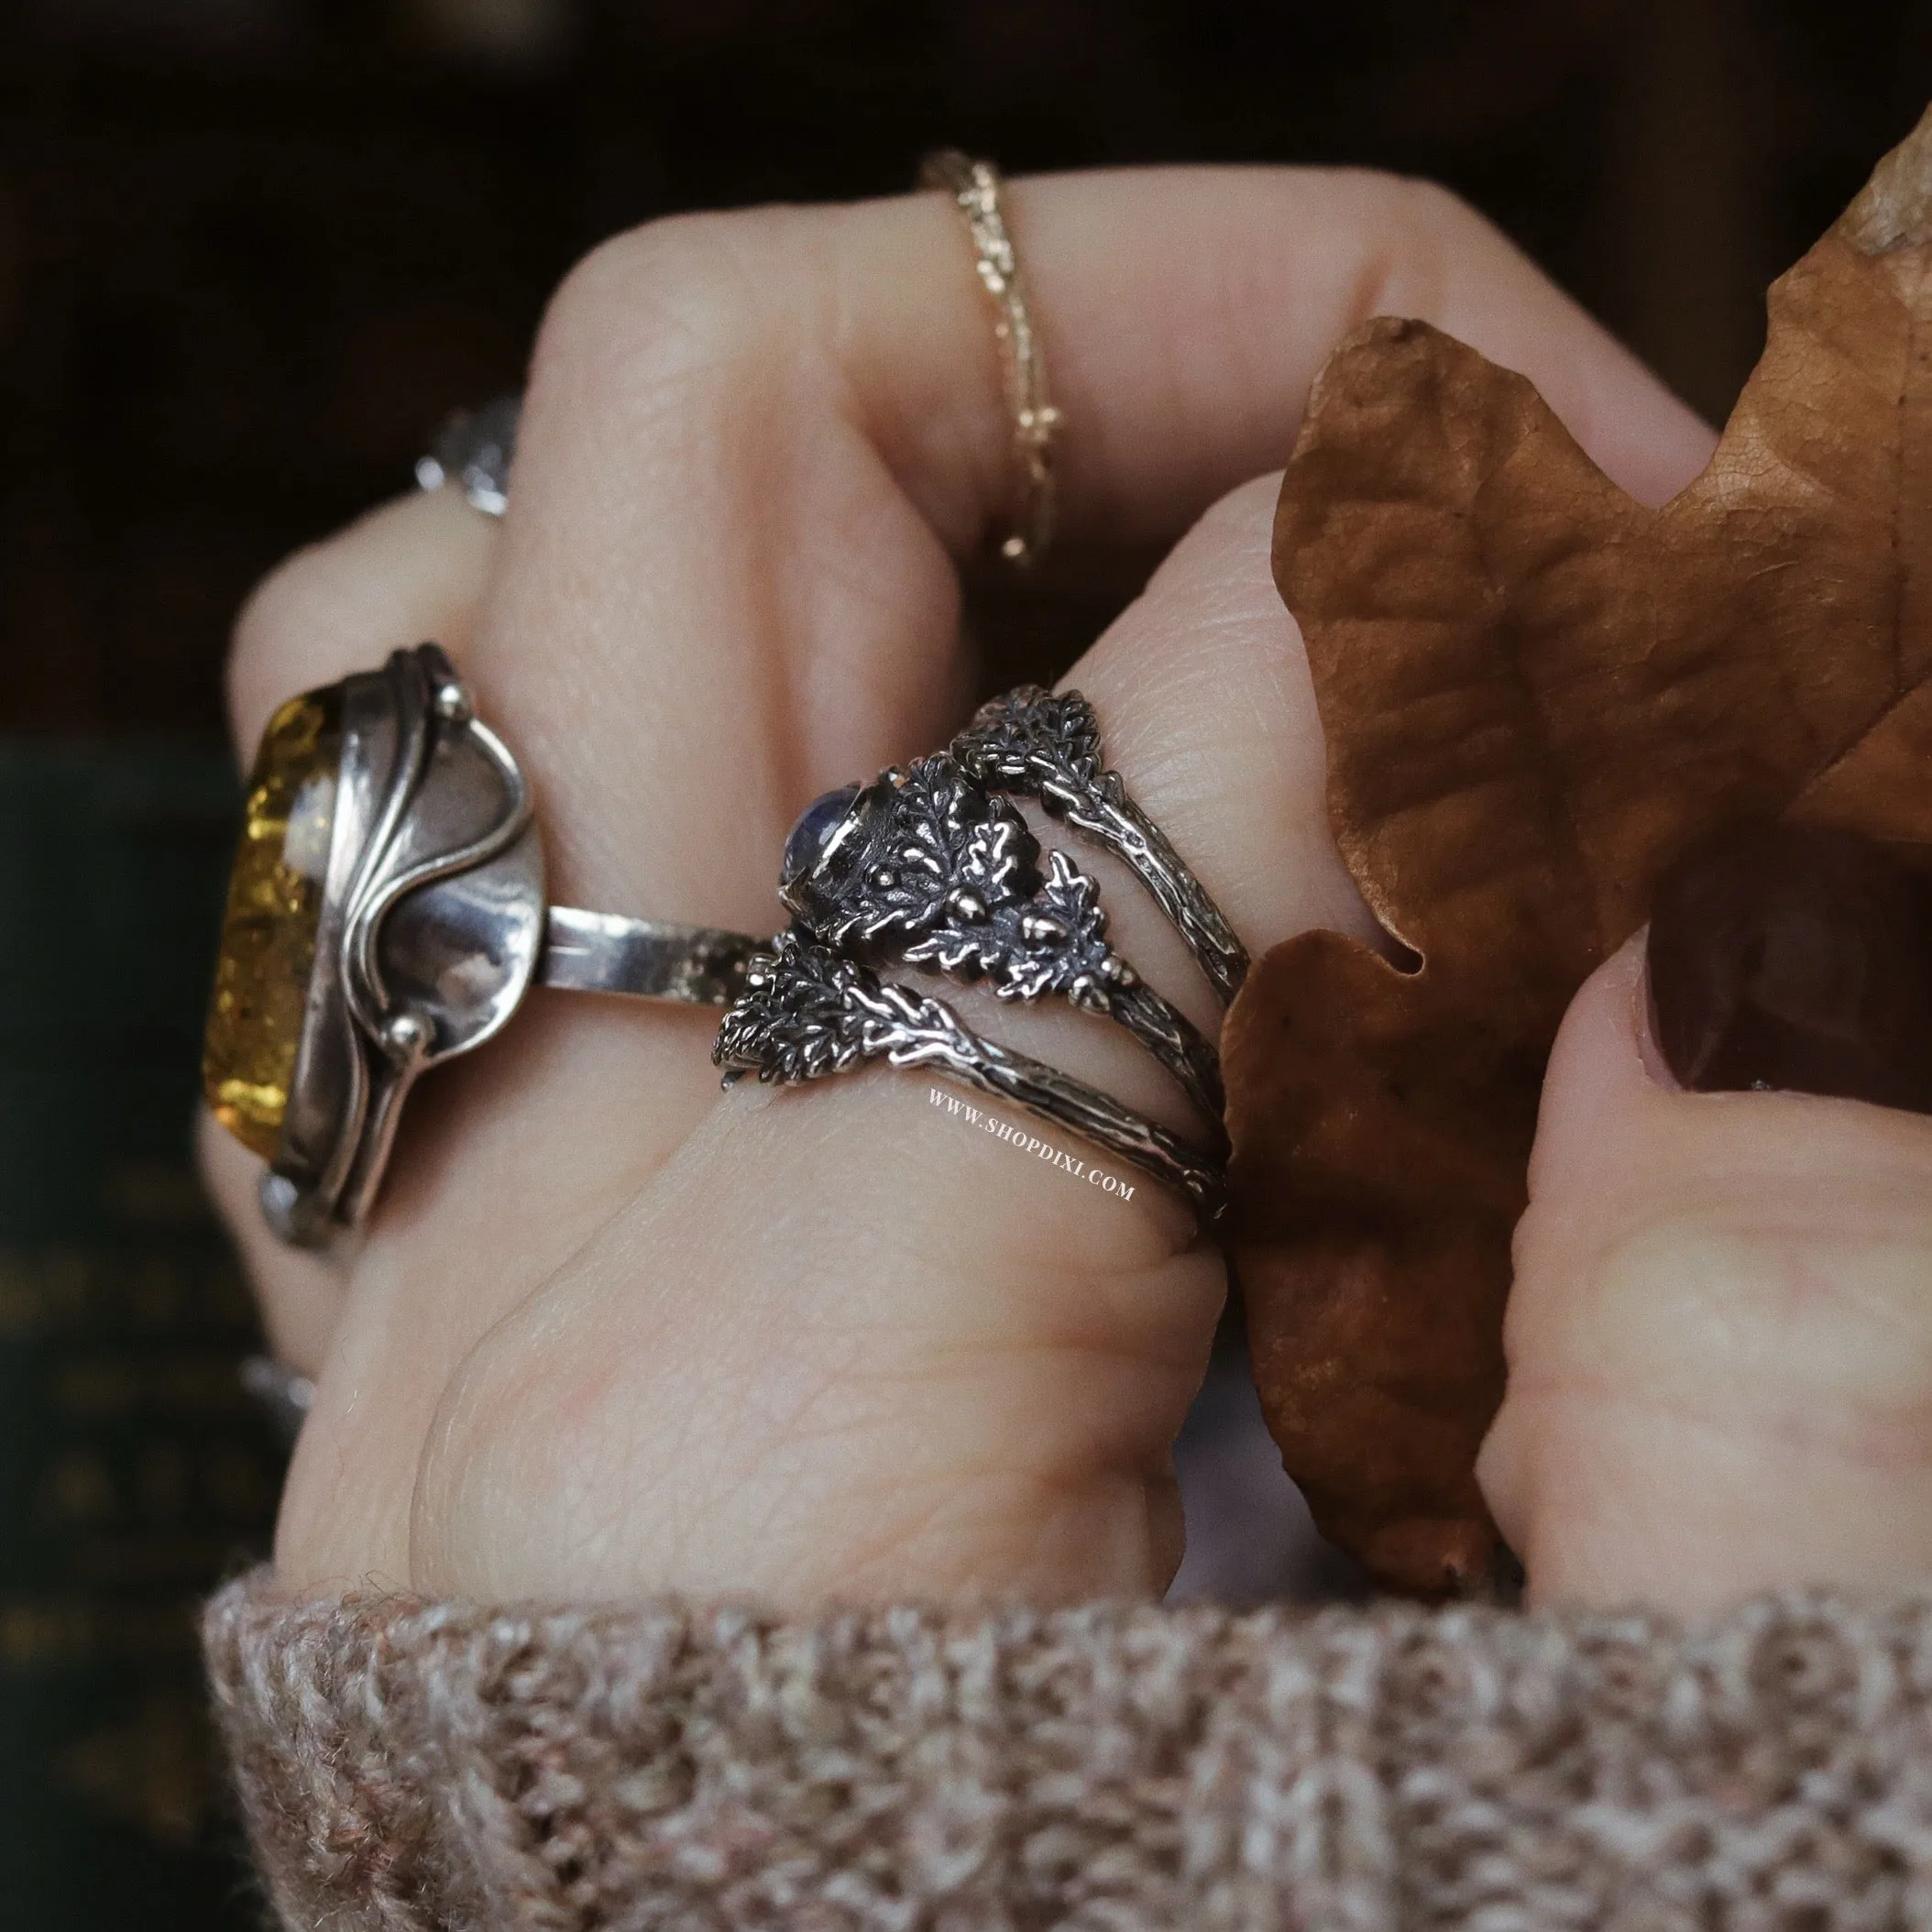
top-left (1482, 894), bottom-right (1932, 1617)
top-left (203, 168), bottom-right (1712, 1608)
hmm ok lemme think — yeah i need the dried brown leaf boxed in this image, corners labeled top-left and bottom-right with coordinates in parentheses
top-left (1227, 104), bottom-right (1932, 1596)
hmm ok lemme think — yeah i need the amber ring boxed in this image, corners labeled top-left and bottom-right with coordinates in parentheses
top-left (203, 643), bottom-right (760, 1246)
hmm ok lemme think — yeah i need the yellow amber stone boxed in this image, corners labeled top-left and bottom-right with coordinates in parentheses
top-left (202, 686), bottom-right (344, 1158)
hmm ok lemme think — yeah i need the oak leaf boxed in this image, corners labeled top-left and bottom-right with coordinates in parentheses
top-left (1226, 105), bottom-right (1932, 1596)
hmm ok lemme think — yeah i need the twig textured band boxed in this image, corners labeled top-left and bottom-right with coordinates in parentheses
top-left (920, 149), bottom-right (1061, 569)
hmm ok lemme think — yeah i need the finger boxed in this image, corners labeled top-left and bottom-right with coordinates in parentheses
top-left (279, 170), bottom-right (1716, 1595)
top-left (196, 1108), bottom-right (346, 1376)
top-left (211, 487), bottom-right (494, 1367)
top-left (879, 166), bottom-right (1713, 548)
top-left (482, 167), bottom-right (1716, 934)
top-left (1477, 938), bottom-right (1932, 1618)
top-left (227, 486), bottom-right (493, 753)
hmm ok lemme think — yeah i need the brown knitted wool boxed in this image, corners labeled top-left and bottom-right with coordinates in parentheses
top-left (204, 1567), bottom-right (1932, 1930)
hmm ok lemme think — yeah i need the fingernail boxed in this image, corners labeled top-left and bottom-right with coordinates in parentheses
top-left (1645, 819), bottom-right (1932, 1113)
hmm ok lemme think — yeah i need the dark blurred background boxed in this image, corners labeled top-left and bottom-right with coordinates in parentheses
top-left (0, 3), bottom-right (1926, 1927)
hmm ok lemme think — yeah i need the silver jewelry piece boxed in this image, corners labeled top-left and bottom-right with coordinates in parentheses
top-left (778, 754), bottom-right (1224, 1130)
top-left (207, 643), bottom-right (759, 1246)
top-left (951, 686), bottom-right (1250, 1005)
top-left (714, 931), bottom-right (1225, 1217)
top-left (240, 1355), bottom-right (315, 1445)
top-left (415, 394), bottom-right (521, 517)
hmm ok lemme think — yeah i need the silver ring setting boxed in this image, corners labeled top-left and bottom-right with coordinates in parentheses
top-left (952, 686), bottom-right (1250, 1005)
top-left (204, 643), bottom-right (759, 1246)
top-left (776, 753), bottom-right (1224, 1129)
top-left (715, 685), bottom-right (1246, 1219)
top-left (715, 931), bottom-right (1226, 1217)
top-left (239, 1355), bottom-right (316, 1444)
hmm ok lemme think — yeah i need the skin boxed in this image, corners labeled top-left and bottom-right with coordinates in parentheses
top-left (204, 163), bottom-right (1905, 1619)
top-left (1478, 939), bottom-right (1932, 1617)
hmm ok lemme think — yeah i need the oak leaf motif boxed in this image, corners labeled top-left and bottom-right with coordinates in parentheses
top-left (1226, 104), bottom-right (1932, 1596)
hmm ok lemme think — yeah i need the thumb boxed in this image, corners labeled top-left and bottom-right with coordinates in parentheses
top-left (1476, 823), bottom-right (1932, 1617)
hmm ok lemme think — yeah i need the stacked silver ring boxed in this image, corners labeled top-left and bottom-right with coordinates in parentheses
top-left (713, 687), bottom-right (1249, 1222)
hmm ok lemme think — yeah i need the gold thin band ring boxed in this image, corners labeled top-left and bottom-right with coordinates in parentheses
top-left (919, 148), bottom-right (1062, 571)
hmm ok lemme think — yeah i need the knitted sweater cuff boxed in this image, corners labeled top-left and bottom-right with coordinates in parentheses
top-left (203, 1567), bottom-right (1932, 1930)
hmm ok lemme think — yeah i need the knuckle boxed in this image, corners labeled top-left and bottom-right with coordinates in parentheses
top-left (1357, 171), bottom-right (1508, 318)
top-left (225, 488), bottom-right (484, 746)
top-left (226, 537), bottom-right (340, 724)
top-left (532, 205), bottom-right (818, 407)
top-left (1516, 1186), bottom-right (1932, 1456)
top-left (1383, 171), bottom-right (1487, 242)
top-left (231, 539), bottom-right (327, 667)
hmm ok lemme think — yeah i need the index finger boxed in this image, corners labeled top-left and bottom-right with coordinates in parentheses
top-left (483, 165), bottom-right (1716, 935)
